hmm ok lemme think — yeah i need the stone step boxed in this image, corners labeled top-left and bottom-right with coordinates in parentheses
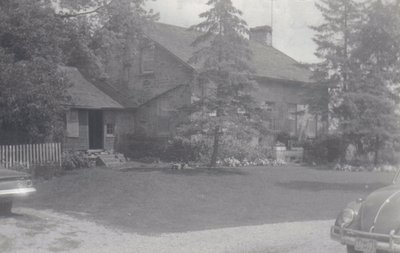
top-left (99, 157), bottom-right (121, 162)
top-left (96, 152), bottom-right (126, 168)
top-left (98, 154), bottom-right (118, 159)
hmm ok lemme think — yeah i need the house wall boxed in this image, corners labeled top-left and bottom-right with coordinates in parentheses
top-left (254, 80), bottom-right (303, 132)
top-left (64, 110), bottom-right (89, 151)
top-left (101, 37), bottom-right (319, 141)
top-left (112, 111), bottom-right (135, 150)
top-left (64, 109), bottom-right (135, 151)
top-left (103, 39), bottom-right (195, 106)
top-left (253, 78), bottom-right (322, 140)
top-left (128, 44), bottom-right (195, 104)
top-left (135, 85), bottom-right (191, 137)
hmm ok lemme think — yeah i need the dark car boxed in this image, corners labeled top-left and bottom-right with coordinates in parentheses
top-left (0, 165), bottom-right (36, 215)
top-left (331, 169), bottom-right (400, 253)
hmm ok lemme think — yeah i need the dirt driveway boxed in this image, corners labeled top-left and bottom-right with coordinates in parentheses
top-left (0, 208), bottom-right (343, 253)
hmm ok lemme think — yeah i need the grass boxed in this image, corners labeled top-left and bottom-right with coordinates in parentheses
top-left (16, 165), bottom-right (395, 233)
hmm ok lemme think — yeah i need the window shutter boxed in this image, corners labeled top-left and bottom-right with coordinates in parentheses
top-left (66, 110), bottom-right (79, 137)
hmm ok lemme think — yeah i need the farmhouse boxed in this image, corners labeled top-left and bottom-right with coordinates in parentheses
top-left (63, 23), bottom-right (323, 151)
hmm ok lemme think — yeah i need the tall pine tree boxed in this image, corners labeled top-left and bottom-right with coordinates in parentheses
top-left (309, 0), bottom-right (365, 121)
top-left (183, 0), bottom-right (262, 167)
top-left (345, 0), bottom-right (400, 165)
top-left (311, 0), bottom-right (400, 165)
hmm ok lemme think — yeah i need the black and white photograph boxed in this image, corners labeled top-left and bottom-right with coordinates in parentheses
top-left (0, 0), bottom-right (400, 252)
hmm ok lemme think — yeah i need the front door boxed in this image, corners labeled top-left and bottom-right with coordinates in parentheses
top-left (88, 110), bottom-right (103, 150)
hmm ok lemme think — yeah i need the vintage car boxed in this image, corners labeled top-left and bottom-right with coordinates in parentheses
top-left (331, 169), bottom-right (400, 253)
top-left (0, 165), bottom-right (36, 215)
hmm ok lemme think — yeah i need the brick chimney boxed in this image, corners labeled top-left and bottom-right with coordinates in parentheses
top-left (249, 26), bottom-right (272, 46)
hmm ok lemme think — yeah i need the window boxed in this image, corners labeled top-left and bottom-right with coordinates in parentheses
top-left (106, 123), bottom-right (115, 136)
top-left (157, 115), bottom-right (170, 136)
top-left (66, 110), bottom-right (79, 138)
top-left (140, 45), bottom-right (155, 74)
top-left (261, 101), bottom-right (275, 112)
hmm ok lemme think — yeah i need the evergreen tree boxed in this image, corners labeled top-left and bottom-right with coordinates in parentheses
top-left (183, 0), bottom-right (262, 167)
top-left (311, 0), bottom-right (400, 165)
top-left (309, 0), bottom-right (365, 120)
top-left (344, 0), bottom-right (400, 165)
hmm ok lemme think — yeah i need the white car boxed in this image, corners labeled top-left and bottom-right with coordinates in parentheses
top-left (0, 165), bottom-right (36, 215)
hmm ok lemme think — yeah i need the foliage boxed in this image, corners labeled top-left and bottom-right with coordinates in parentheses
top-left (0, 0), bottom-right (70, 144)
top-left (307, 0), bottom-right (366, 119)
top-left (309, 0), bottom-right (400, 165)
top-left (57, 0), bottom-right (159, 85)
top-left (179, 0), bottom-right (266, 167)
top-left (303, 134), bottom-right (343, 164)
top-left (120, 135), bottom-right (210, 163)
top-left (0, 0), bottom-right (158, 144)
top-left (164, 137), bottom-right (210, 163)
top-left (218, 134), bottom-right (273, 161)
top-left (218, 157), bottom-right (286, 167)
top-left (62, 151), bottom-right (90, 170)
top-left (344, 0), bottom-right (400, 165)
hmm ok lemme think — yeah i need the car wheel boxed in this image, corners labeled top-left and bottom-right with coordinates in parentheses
top-left (347, 245), bottom-right (362, 253)
top-left (0, 199), bottom-right (12, 216)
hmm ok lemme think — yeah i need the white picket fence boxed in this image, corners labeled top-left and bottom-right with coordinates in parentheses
top-left (0, 143), bottom-right (62, 169)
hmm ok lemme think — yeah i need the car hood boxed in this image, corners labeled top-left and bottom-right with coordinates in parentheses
top-left (361, 184), bottom-right (400, 234)
top-left (0, 169), bottom-right (29, 180)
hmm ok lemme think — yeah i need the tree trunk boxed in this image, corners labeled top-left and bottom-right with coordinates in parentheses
top-left (210, 126), bottom-right (220, 167)
top-left (374, 135), bottom-right (379, 166)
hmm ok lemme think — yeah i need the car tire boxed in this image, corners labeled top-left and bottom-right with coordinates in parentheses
top-left (347, 245), bottom-right (362, 253)
top-left (0, 199), bottom-right (12, 216)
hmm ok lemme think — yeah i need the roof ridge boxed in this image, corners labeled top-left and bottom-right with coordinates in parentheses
top-left (147, 22), bottom-right (311, 83)
top-left (153, 22), bottom-right (304, 65)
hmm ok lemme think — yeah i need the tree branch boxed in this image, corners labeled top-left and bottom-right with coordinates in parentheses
top-left (56, 0), bottom-right (115, 19)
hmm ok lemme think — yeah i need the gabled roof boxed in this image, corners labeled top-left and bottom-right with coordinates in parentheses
top-left (60, 66), bottom-right (123, 109)
top-left (145, 23), bottom-right (312, 83)
top-left (92, 79), bottom-right (138, 108)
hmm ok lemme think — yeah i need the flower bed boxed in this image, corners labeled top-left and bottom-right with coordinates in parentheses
top-left (333, 163), bottom-right (398, 172)
top-left (217, 157), bottom-right (287, 167)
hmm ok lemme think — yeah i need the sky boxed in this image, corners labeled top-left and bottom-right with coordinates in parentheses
top-left (146, 0), bottom-right (323, 63)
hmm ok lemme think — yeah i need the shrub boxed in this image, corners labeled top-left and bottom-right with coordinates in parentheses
top-left (163, 137), bottom-right (209, 162)
top-left (219, 135), bottom-right (273, 162)
top-left (378, 141), bottom-right (400, 166)
top-left (118, 134), bottom-right (167, 160)
top-left (62, 151), bottom-right (89, 170)
top-left (119, 134), bottom-right (210, 163)
top-left (302, 134), bottom-right (343, 164)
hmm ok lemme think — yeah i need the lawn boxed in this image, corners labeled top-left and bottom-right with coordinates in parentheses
top-left (16, 165), bottom-right (395, 233)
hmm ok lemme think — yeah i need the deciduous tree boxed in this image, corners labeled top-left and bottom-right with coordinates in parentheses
top-left (0, 0), bottom-right (69, 144)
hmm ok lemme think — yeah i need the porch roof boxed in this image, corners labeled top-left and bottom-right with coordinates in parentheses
top-left (60, 66), bottom-right (124, 109)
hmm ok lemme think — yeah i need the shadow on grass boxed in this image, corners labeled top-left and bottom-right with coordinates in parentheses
top-left (276, 181), bottom-right (388, 192)
top-left (121, 167), bottom-right (249, 176)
